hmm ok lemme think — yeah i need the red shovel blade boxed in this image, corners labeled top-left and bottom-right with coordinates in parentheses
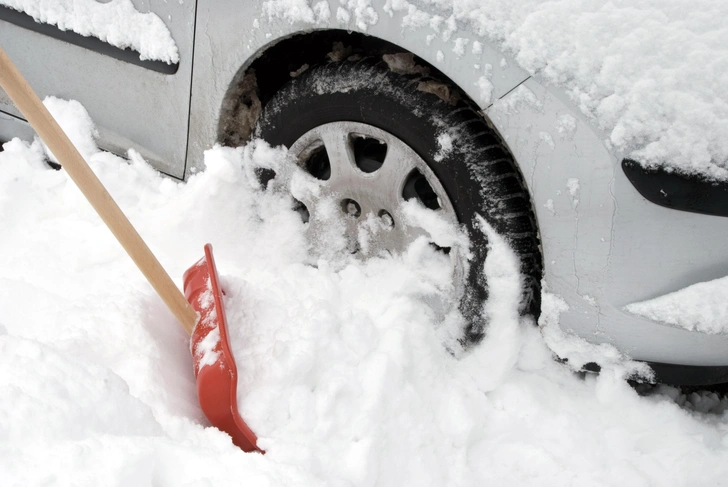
top-left (183, 244), bottom-right (262, 452)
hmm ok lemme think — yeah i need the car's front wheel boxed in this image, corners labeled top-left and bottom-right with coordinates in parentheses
top-left (254, 58), bottom-right (542, 343)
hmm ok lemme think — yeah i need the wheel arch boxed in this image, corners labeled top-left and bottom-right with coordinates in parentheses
top-left (216, 29), bottom-right (519, 149)
top-left (216, 30), bottom-right (544, 323)
top-left (218, 29), bottom-right (477, 146)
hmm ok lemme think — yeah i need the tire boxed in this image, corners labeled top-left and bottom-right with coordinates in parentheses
top-left (254, 58), bottom-right (542, 344)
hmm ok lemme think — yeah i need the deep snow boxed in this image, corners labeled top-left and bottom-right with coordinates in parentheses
top-left (1, 100), bottom-right (727, 485)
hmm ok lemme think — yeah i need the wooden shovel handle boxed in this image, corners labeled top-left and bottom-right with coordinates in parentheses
top-left (0, 46), bottom-right (196, 335)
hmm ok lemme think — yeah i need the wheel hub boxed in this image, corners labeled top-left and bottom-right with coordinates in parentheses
top-left (285, 121), bottom-right (459, 259)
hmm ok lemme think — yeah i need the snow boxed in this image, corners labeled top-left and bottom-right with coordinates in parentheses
top-left (543, 198), bottom-right (554, 215)
top-left (555, 113), bottom-right (578, 140)
top-left (263, 0), bottom-right (728, 180)
top-left (339, 0), bottom-right (379, 30)
top-left (566, 177), bottom-right (580, 208)
top-left (452, 37), bottom-right (469, 57)
top-left (405, 0), bottom-right (728, 179)
top-left (191, 281), bottom-right (221, 373)
top-left (538, 131), bottom-right (554, 150)
top-left (475, 63), bottom-right (494, 104)
top-left (434, 132), bottom-right (453, 161)
top-left (626, 276), bottom-right (728, 335)
top-left (336, 7), bottom-right (350, 24)
top-left (194, 324), bottom-right (221, 371)
top-left (41, 96), bottom-right (98, 163)
top-left (1, 101), bottom-right (728, 484)
top-left (261, 0), bottom-right (343, 26)
top-left (0, 0), bottom-right (179, 64)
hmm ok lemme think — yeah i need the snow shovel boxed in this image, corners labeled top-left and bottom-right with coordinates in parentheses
top-left (0, 46), bottom-right (261, 452)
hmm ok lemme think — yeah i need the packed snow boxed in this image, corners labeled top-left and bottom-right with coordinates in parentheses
top-left (0, 0), bottom-right (179, 64)
top-left (263, 0), bottom-right (728, 180)
top-left (626, 276), bottom-right (728, 335)
top-left (1, 100), bottom-right (728, 485)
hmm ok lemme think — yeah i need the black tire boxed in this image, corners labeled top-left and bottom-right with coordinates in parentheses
top-left (254, 58), bottom-right (542, 344)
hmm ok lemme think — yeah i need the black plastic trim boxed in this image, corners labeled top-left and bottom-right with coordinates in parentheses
top-left (0, 5), bottom-right (178, 75)
top-left (622, 158), bottom-right (728, 217)
top-left (585, 361), bottom-right (728, 386)
top-left (645, 361), bottom-right (728, 386)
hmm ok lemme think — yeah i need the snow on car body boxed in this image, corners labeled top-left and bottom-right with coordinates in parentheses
top-left (1, 0), bottom-right (727, 384)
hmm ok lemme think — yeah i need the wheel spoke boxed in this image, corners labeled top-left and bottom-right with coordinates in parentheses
top-left (320, 130), bottom-right (360, 187)
top-left (398, 221), bottom-right (431, 247)
top-left (371, 141), bottom-right (419, 209)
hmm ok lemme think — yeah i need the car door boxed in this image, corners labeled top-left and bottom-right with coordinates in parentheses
top-left (0, 0), bottom-right (196, 179)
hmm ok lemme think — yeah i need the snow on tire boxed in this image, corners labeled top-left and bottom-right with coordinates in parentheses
top-left (254, 58), bottom-right (542, 344)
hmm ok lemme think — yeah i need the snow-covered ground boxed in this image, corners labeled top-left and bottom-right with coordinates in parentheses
top-left (1, 101), bottom-right (727, 485)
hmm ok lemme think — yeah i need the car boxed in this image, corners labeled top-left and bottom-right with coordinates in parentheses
top-left (1, 0), bottom-right (727, 385)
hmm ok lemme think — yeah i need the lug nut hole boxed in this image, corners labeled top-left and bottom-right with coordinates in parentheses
top-left (342, 199), bottom-right (361, 218)
top-left (378, 210), bottom-right (394, 229)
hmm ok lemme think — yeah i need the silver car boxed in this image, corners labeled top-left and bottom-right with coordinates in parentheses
top-left (2, 0), bottom-right (726, 385)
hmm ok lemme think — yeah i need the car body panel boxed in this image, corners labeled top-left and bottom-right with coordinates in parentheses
top-left (0, 0), bottom-right (195, 178)
top-left (488, 78), bottom-right (728, 365)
